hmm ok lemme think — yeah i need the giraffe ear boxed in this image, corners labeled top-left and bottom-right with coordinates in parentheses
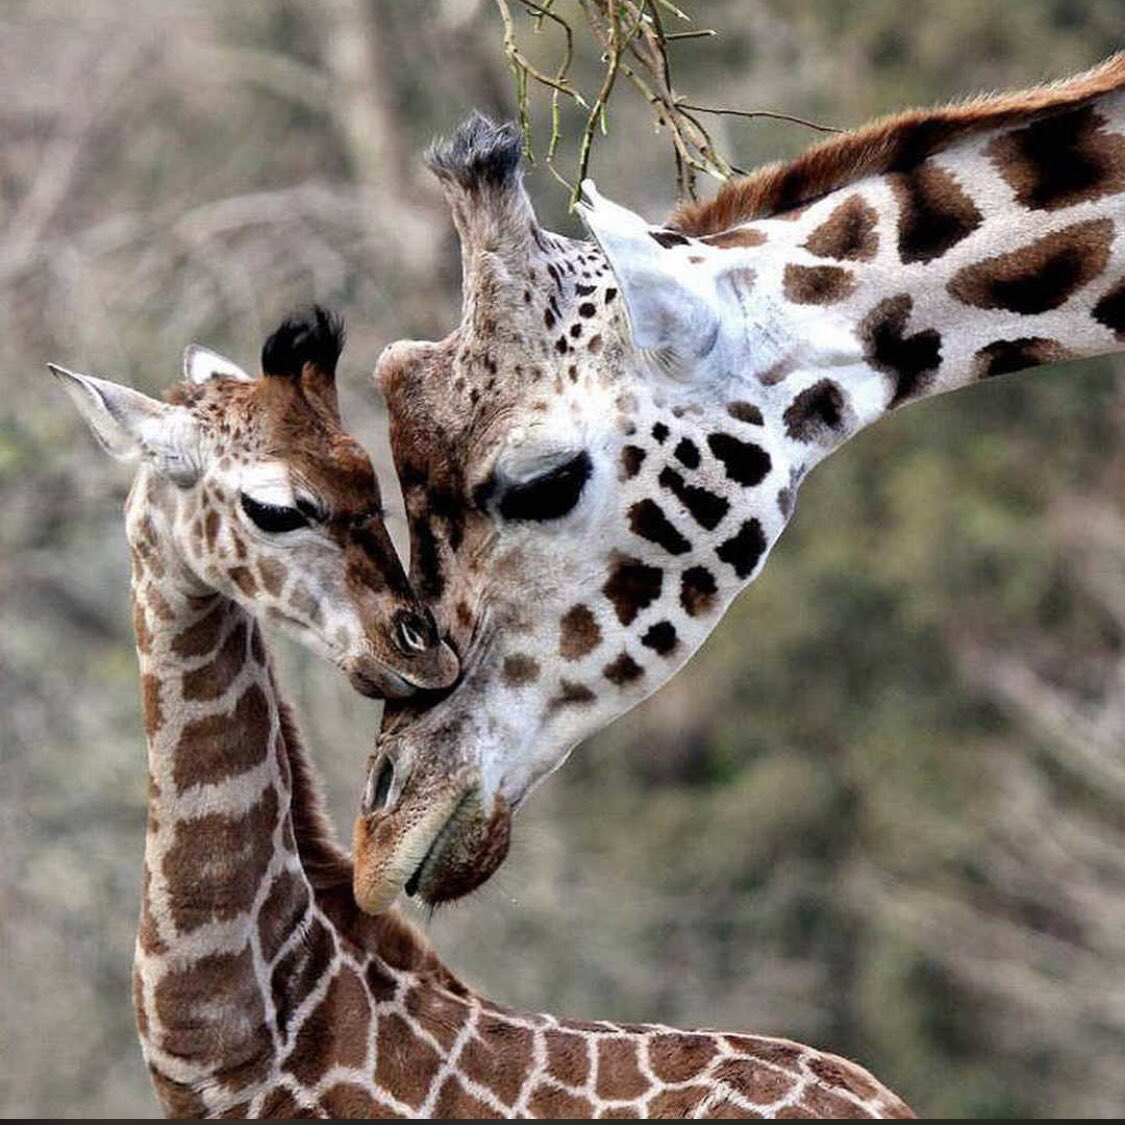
top-left (577, 180), bottom-right (720, 369)
top-left (184, 344), bottom-right (254, 384)
top-left (48, 364), bottom-right (202, 485)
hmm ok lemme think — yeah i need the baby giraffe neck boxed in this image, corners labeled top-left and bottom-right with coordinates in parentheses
top-left (127, 480), bottom-right (312, 1113)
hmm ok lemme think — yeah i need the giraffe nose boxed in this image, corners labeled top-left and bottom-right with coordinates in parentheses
top-left (363, 752), bottom-right (398, 814)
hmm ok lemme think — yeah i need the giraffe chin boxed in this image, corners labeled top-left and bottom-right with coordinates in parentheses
top-left (344, 662), bottom-right (417, 700)
top-left (352, 787), bottom-right (511, 913)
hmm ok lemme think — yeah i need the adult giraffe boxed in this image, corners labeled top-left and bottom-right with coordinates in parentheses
top-left (54, 313), bottom-right (912, 1117)
top-left (353, 56), bottom-right (1125, 910)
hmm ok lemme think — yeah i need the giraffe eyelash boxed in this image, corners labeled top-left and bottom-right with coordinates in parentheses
top-left (240, 492), bottom-right (310, 533)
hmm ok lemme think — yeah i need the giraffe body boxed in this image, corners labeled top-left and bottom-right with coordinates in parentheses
top-left (352, 58), bottom-right (1125, 911)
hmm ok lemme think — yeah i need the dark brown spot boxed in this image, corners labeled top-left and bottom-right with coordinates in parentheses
top-left (651, 228), bottom-right (690, 248)
top-left (502, 653), bottom-right (540, 686)
top-left (727, 401), bottom-right (763, 425)
top-left (547, 679), bottom-right (597, 712)
top-left (595, 1037), bottom-right (651, 1099)
top-left (228, 566), bottom-right (258, 597)
top-left (783, 263), bottom-right (856, 305)
top-left (559, 604), bottom-right (602, 660)
top-left (859, 293), bottom-right (942, 407)
top-left (628, 499), bottom-right (692, 555)
top-left (460, 1015), bottom-right (535, 1106)
top-left (641, 621), bottom-right (678, 656)
top-left (803, 193), bottom-right (878, 261)
top-left (587, 333), bottom-right (603, 354)
top-left (658, 466), bottom-right (729, 530)
top-left (648, 1033), bottom-right (720, 1083)
top-left (403, 985), bottom-right (471, 1052)
top-left (680, 566), bottom-right (718, 617)
top-left (154, 943), bottom-right (271, 1085)
top-left (603, 651), bottom-right (644, 685)
top-left (620, 444), bottom-right (646, 479)
top-left (162, 787), bottom-right (278, 933)
top-left (603, 557), bottom-right (663, 625)
top-left (948, 218), bottom-right (1114, 314)
top-left (181, 618), bottom-right (248, 702)
top-left (713, 1056), bottom-right (794, 1106)
top-left (173, 682), bottom-right (271, 792)
top-left (988, 104), bottom-right (1125, 212)
top-left (171, 599), bottom-right (226, 658)
top-left (1093, 278), bottom-right (1125, 340)
top-left (716, 518), bottom-right (767, 579)
top-left (272, 915), bottom-right (335, 1044)
top-left (783, 379), bottom-right (847, 443)
top-left (673, 437), bottom-right (700, 468)
top-left (972, 337), bottom-right (1073, 379)
top-left (707, 432), bottom-right (772, 487)
top-left (651, 421), bottom-right (669, 443)
top-left (140, 674), bottom-right (163, 738)
top-left (258, 557), bottom-right (287, 597)
top-left (889, 161), bottom-right (982, 264)
top-left (257, 870), bottom-right (310, 965)
top-left (285, 967), bottom-right (369, 1086)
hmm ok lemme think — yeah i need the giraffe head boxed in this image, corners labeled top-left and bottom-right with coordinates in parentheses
top-left (356, 69), bottom-right (1125, 909)
top-left (51, 307), bottom-right (458, 698)
top-left (353, 117), bottom-right (799, 910)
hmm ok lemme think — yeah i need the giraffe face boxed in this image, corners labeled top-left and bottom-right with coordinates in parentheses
top-left (53, 309), bottom-right (458, 699)
top-left (353, 124), bottom-right (793, 910)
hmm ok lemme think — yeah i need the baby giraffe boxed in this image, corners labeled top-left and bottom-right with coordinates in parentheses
top-left (53, 310), bottom-right (911, 1116)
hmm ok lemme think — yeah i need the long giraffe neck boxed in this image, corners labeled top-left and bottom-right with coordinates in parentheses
top-left (128, 470), bottom-right (321, 1113)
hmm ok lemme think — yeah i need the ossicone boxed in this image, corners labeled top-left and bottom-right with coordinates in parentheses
top-left (425, 113), bottom-right (524, 192)
top-left (261, 305), bottom-right (345, 381)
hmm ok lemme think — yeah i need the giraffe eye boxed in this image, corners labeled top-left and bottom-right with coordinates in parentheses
top-left (240, 493), bottom-right (310, 533)
top-left (496, 451), bottom-right (592, 522)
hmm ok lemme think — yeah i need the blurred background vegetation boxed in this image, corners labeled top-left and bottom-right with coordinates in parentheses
top-left (1, 0), bottom-right (1123, 1117)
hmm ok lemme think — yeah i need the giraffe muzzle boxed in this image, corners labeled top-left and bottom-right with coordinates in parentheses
top-left (352, 764), bottom-right (511, 913)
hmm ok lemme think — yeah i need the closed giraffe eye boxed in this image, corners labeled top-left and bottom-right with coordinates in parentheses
top-left (494, 451), bottom-right (592, 522)
top-left (240, 492), bottom-right (310, 533)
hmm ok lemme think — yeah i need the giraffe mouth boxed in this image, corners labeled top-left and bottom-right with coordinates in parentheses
top-left (353, 781), bottom-right (512, 912)
top-left (404, 787), bottom-right (512, 905)
top-left (346, 664), bottom-right (416, 699)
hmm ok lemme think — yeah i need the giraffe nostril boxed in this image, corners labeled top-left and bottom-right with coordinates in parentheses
top-left (365, 756), bottom-right (395, 813)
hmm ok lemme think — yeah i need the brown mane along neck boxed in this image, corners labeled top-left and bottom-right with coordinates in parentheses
top-left (670, 52), bottom-right (1125, 235)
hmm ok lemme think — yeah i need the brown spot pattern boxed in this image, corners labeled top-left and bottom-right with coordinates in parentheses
top-left (948, 218), bottom-right (1114, 314)
top-left (173, 682), bottom-right (271, 791)
top-left (859, 293), bottom-right (942, 407)
top-left (603, 557), bottom-right (663, 625)
top-left (783, 263), bottom-right (856, 305)
top-left (803, 194), bottom-right (879, 261)
top-left (603, 652), bottom-right (644, 685)
top-left (559, 604), bottom-right (602, 660)
top-left (502, 653), bottom-right (540, 686)
top-left (988, 104), bottom-right (1125, 212)
top-left (972, 337), bottom-right (1072, 379)
top-left (889, 161), bottom-right (982, 264)
top-left (162, 787), bottom-right (278, 932)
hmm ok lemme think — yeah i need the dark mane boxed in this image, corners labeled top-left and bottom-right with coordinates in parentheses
top-left (669, 53), bottom-right (1125, 236)
top-left (261, 305), bottom-right (345, 380)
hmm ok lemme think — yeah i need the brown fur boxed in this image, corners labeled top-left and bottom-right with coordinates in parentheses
top-left (670, 54), bottom-right (1125, 235)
